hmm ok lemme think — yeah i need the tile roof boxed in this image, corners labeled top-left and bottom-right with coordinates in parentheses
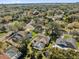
top-left (0, 53), bottom-right (10, 59)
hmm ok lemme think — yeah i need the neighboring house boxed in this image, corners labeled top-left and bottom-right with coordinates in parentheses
top-left (25, 32), bottom-right (32, 39)
top-left (5, 31), bottom-right (32, 48)
top-left (32, 10), bottom-right (39, 15)
top-left (6, 31), bottom-right (24, 42)
top-left (6, 31), bottom-right (32, 42)
top-left (32, 34), bottom-right (50, 50)
top-left (25, 24), bottom-right (34, 32)
top-left (56, 35), bottom-right (77, 49)
top-left (5, 47), bottom-right (22, 59)
top-left (53, 14), bottom-right (63, 20)
top-left (69, 29), bottom-right (79, 36)
top-left (34, 25), bottom-right (44, 33)
top-left (52, 44), bottom-right (69, 50)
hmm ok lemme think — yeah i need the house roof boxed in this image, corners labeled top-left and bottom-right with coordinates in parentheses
top-left (0, 53), bottom-right (10, 59)
top-left (56, 38), bottom-right (67, 46)
top-left (5, 47), bottom-right (22, 59)
top-left (6, 31), bottom-right (26, 40)
top-left (33, 42), bottom-right (45, 50)
top-left (34, 34), bottom-right (50, 44)
top-left (66, 38), bottom-right (77, 49)
top-left (56, 37), bottom-right (77, 49)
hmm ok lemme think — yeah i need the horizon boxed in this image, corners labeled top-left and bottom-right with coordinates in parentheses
top-left (0, 0), bottom-right (79, 4)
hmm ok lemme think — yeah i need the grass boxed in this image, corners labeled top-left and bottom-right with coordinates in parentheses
top-left (63, 34), bottom-right (72, 39)
top-left (76, 42), bottom-right (79, 48)
top-left (0, 32), bottom-right (6, 37)
top-left (32, 31), bottom-right (37, 38)
top-left (27, 31), bottom-right (37, 54)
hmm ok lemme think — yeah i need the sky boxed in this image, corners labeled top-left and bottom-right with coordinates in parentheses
top-left (0, 0), bottom-right (79, 4)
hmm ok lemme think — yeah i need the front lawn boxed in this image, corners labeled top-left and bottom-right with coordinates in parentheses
top-left (76, 42), bottom-right (79, 48)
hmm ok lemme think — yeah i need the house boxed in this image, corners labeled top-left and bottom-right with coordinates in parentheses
top-left (32, 34), bottom-right (50, 50)
top-left (5, 47), bottom-right (22, 59)
top-left (56, 34), bottom-right (77, 49)
top-left (6, 31), bottom-right (32, 42)
top-left (32, 10), bottom-right (39, 15)
top-left (34, 25), bottom-right (43, 33)
top-left (5, 31), bottom-right (32, 48)
top-left (6, 31), bottom-right (24, 42)
top-left (25, 24), bottom-right (34, 32)
top-left (53, 14), bottom-right (63, 20)
top-left (25, 32), bottom-right (32, 39)
top-left (69, 29), bottom-right (79, 36)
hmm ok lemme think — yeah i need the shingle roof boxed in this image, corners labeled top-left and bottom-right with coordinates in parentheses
top-left (34, 34), bottom-right (50, 44)
top-left (56, 38), bottom-right (67, 46)
top-left (5, 47), bottom-right (22, 59)
top-left (56, 37), bottom-right (77, 49)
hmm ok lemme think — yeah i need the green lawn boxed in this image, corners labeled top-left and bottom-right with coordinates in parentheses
top-left (0, 32), bottom-right (6, 37)
top-left (63, 34), bottom-right (72, 39)
top-left (32, 31), bottom-right (37, 38)
top-left (76, 42), bottom-right (79, 48)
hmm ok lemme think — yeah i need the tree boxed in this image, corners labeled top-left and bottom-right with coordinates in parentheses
top-left (9, 21), bottom-right (25, 31)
